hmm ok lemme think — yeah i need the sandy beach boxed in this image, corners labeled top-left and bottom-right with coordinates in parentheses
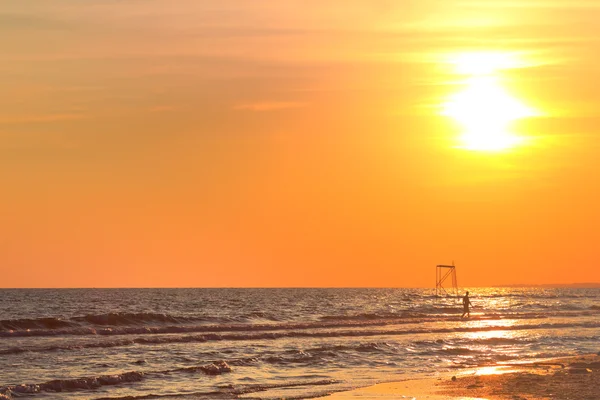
top-left (328, 354), bottom-right (600, 400)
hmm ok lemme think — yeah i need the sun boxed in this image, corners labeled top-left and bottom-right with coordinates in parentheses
top-left (442, 52), bottom-right (538, 152)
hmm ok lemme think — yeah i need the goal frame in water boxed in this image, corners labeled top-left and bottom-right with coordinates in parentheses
top-left (435, 264), bottom-right (459, 299)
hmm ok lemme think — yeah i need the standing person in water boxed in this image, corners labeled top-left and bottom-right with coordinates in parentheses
top-left (461, 291), bottom-right (472, 318)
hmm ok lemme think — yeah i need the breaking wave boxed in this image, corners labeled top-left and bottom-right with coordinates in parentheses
top-left (4, 320), bottom-right (599, 355)
top-left (4, 307), bottom-right (598, 339)
top-left (0, 362), bottom-right (233, 399)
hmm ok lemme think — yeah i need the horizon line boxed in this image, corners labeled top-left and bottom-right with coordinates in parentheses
top-left (1, 283), bottom-right (599, 290)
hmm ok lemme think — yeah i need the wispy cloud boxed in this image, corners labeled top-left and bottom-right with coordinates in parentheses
top-left (0, 13), bottom-right (75, 31)
top-left (0, 113), bottom-right (86, 125)
top-left (233, 102), bottom-right (306, 112)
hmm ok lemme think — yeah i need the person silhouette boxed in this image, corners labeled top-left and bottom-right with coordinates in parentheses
top-left (461, 291), bottom-right (472, 318)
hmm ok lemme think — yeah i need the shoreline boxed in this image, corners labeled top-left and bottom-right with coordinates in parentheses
top-left (327, 353), bottom-right (600, 400)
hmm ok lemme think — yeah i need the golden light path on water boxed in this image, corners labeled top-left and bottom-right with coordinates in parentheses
top-left (459, 318), bottom-right (522, 376)
top-left (442, 52), bottom-right (540, 152)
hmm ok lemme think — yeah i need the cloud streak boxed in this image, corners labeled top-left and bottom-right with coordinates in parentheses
top-left (233, 102), bottom-right (307, 112)
top-left (0, 113), bottom-right (86, 125)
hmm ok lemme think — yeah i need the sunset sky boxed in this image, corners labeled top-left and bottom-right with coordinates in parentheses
top-left (2, 1), bottom-right (600, 288)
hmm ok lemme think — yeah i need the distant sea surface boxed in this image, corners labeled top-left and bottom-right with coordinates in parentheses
top-left (1, 288), bottom-right (599, 399)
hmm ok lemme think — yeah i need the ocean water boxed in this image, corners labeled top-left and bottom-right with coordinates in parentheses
top-left (1, 288), bottom-right (599, 399)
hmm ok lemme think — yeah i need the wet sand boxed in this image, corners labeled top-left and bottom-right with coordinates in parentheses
top-left (328, 354), bottom-right (600, 400)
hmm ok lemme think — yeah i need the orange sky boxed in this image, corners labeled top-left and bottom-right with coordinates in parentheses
top-left (1, 1), bottom-right (599, 288)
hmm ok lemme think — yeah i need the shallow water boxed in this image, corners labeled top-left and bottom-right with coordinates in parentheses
top-left (1, 288), bottom-right (599, 399)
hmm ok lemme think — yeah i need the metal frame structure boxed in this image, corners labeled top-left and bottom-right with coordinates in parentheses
top-left (435, 264), bottom-right (459, 298)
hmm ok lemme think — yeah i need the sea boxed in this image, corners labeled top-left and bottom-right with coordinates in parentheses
top-left (1, 288), bottom-right (599, 399)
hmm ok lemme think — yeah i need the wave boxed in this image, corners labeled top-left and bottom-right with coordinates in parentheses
top-left (250, 342), bottom-right (401, 365)
top-left (0, 371), bottom-right (144, 397)
top-left (0, 317), bottom-right (77, 331)
top-left (230, 379), bottom-right (339, 395)
top-left (319, 311), bottom-right (426, 321)
top-left (171, 361), bottom-right (232, 375)
top-left (439, 347), bottom-right (483, 356)
top-left (92, 379), bottom-right (339, 400)
top-left (461, 336), bottom-right (534, 345)
top-left (0, 362), bottom-right (233, 399)
top-left (71, 313), bottom-right (199, 326)
top-left (0, 313), bottom-right (207, 332)
top-left (0, 315), bottom-right (447, 338)
top-left (6, 308), bottom-right (595, 339)
top-left (0, 367), bottom-right (333, 400)
top-left (0, 312), bottom-right (254, 334)
top-left (414, 336), bottom-right (533, 346)
top-left (5, 320), bottom-right (600, 356)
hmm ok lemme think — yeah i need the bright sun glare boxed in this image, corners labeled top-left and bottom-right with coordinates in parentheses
top-left (442, 52), bottom-right (538, 152)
